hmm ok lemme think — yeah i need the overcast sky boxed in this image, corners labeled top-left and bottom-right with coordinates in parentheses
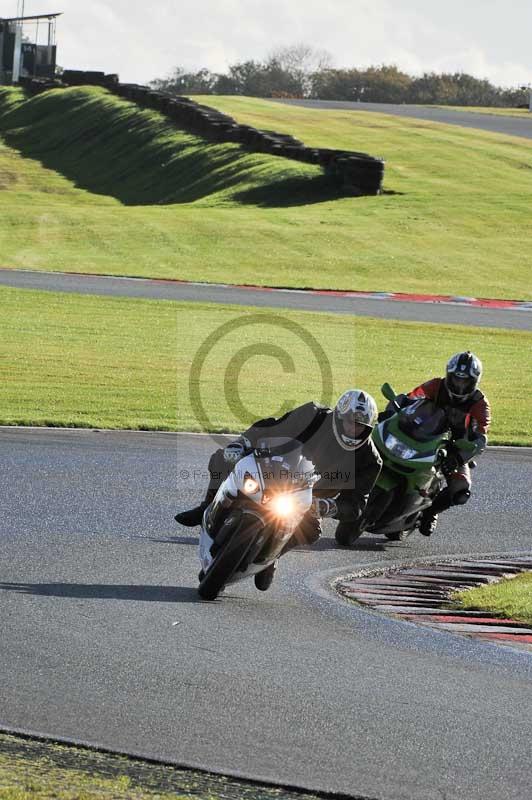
top-left (4, 0), bottom-right (532, 88)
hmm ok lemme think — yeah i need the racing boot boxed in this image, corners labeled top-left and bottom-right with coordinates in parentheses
top-left (174, 502), bottom-right (209, 527)
top-left (418, 509), bottom-right (438, 537)
top-left (418, 487), bottom-right (456, 536)
top-left (175, 489), bottom-right (216, 527)
top-left (254, 560), bottom-right (278, 591)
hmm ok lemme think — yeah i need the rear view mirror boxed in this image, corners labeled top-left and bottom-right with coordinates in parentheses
top-left (381, 382), bottom-right (396, 402)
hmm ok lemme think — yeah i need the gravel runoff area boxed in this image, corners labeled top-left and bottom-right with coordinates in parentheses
top-left (337, 555), bottom-right (532, 652)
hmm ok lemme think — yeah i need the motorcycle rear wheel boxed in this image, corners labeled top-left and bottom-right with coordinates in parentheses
top-left (198, 516), bottom-right (261, 601)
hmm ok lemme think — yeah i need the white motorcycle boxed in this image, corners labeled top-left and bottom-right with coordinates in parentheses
top-left (198, 437), bottom-right (318, 601)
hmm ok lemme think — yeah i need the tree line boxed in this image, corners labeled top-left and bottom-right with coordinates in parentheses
top-left (150, 45), bottom-right (528, 107)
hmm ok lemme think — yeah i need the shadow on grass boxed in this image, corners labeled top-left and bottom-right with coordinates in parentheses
top-left (232, 174), bottom-right (346, 207)
top-left (3, 132), bottom-right (346, 207)
top-left (0, 88), bottom-right (351, 208)
top-left (0, 582), bottom-right (203, 603)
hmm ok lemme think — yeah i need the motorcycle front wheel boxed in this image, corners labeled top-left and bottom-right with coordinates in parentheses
top-left (198, 516), bottom-right (262, 601)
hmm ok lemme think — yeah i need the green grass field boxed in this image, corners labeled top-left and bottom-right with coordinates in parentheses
top-left (1, 286), bottom-right (530, 443)
top-left (0, 732), bottom-right (318, 800)
top-left (454, 572), bottom-right (532, 623)
top-left (1, 86), bottom-right (532, 298)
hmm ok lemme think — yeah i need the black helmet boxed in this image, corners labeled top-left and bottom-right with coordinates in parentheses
top-left (445, 351), bottom-right (483, 402)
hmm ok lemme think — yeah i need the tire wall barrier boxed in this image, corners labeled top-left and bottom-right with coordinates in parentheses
top-left (17, 71), bottom-right (385, 196)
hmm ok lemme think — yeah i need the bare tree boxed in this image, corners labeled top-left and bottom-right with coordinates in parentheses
top-left (269, 43), bottom-right (333, 73)
top-left (267, 43), bottom-right (333, 96)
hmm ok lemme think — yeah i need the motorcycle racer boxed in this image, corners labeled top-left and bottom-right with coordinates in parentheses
top-left (404, 351), bottom-right (491, 536)
top-left (176, 390), bottom-right (382, 555)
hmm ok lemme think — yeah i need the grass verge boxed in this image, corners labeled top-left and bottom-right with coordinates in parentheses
top-left (434, 105), bottom-right (532, 117)
top-left (0, 286), bottom-right (530, 444)
top-left (0, 731), bottom-right (320, 800)
top-left (453, 572), bottom-right (532, 624)
top-left (0, 87), bottom-right (532, 298)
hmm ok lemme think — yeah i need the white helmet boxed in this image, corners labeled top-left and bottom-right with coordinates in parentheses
top-left (333, 389), bottom-right (378, 451)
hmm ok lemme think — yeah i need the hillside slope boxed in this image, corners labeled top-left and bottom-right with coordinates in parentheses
top-left (0, 88), bottom-right (531, 298)
top-left (0, 86), bottom-right (325, 206)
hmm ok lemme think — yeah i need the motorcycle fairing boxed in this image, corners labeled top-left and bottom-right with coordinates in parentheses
top-left (374, 418), bottom-right (447, 470)
top-left (363, 399), bottom-right (451, 536)
top-left (199, 442), bottom-right (315, 583)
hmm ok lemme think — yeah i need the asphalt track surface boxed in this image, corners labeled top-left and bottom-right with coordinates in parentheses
top-left (1, 268), bottom-right (531, 330)
top-left (276, 99), bottom-right (532, 140)
top-left (1, 427), bottom-right (532, 800)
top-left (2, 103), bottom-right (531, 800)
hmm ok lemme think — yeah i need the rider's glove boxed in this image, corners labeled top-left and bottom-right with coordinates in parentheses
top-left (395, 393), bottom-right (409, 408)
top-left (453, 434), bottom-right (486, 463)
top-left (467, 433), bottom-right (487, 459)
top-left (223, 437), bottom-right (251, 464)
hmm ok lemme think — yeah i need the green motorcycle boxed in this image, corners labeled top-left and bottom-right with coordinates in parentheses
top-left (335, 383), bottom-right (475, 545)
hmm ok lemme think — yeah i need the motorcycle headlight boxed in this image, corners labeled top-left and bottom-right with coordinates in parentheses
top-left (243, 476), bottom-right (260, 494)
top-left (270, 494), bottom-right (296, 517)
top-left (385, 433), bottom-right (418, 460)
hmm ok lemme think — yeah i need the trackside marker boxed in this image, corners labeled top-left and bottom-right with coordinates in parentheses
top-left (337, 556), bottom-right (532, 653)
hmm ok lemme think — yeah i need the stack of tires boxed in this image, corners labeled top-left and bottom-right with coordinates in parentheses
top-left (60, 70), bottom-right (119, 89)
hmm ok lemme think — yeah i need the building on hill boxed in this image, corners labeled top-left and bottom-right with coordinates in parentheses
top-left (0, 12), bottom-right (60, 85)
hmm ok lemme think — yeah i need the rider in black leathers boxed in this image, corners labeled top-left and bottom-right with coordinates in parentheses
top-left (176, 391), bottom-right (382, 547)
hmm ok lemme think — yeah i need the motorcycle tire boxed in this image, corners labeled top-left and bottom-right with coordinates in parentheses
top-left (198, 516), bottom-right (261, 601)
top-left (335, 522), bottom-right (363, 548)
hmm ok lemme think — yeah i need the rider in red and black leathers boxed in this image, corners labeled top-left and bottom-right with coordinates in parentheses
top-left (406, 352), bottom-right (491, 535)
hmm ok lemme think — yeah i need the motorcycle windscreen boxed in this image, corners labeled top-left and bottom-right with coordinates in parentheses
top-left (253, 436), bottom-right (316, 491)
top-left (397, 400), bottom-right (449, 443)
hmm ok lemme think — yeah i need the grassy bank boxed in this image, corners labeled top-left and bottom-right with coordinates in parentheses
top-left (0, 286), bottom-right (530, 443)
top-left (0, 732), bottom-right (319, 800)
top-left (453, 572), bottom-right (532, 623)
top-left (0, 87), bottom-right (531, 298)
top-left (0, 86), bottom-right (325, 206)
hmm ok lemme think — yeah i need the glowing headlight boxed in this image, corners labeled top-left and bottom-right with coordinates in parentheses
top-left (270, 494), bottom-right (296, 517)
top-left (243, 477), bottom-right (260, 494)
top-left (385, 434), bottom-right (418, 460)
